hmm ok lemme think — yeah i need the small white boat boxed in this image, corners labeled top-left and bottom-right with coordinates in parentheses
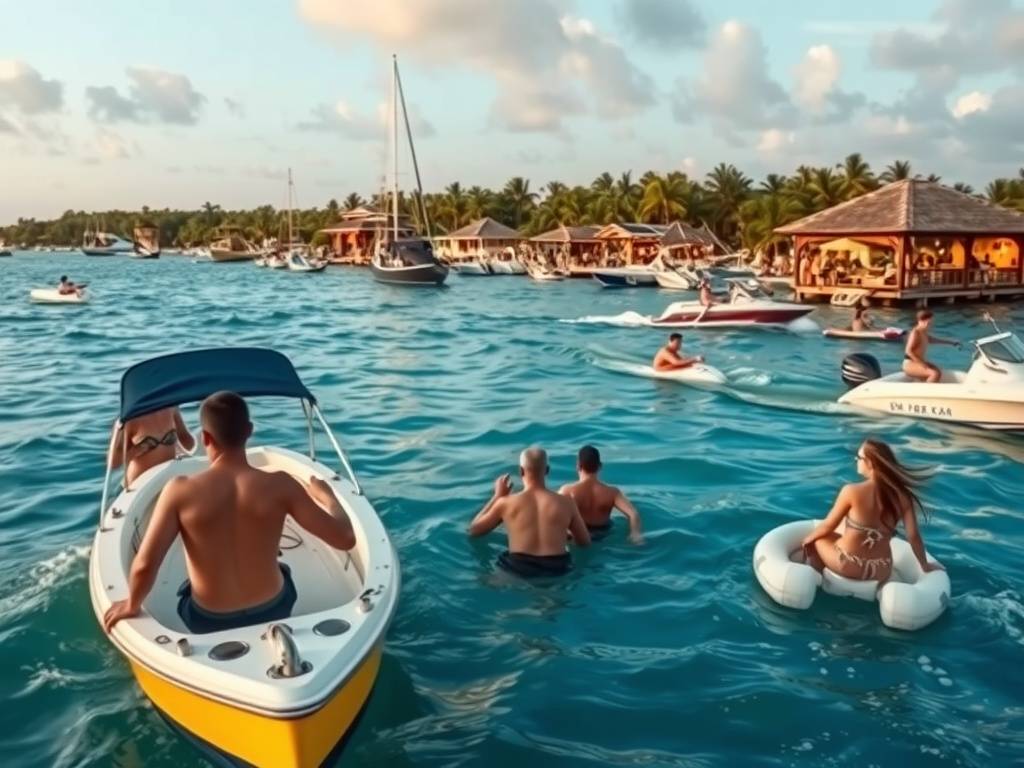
top-left (83, 222), bottom-right (134, 256)
top-left (528, 267), bottom-right (564, 282)
top-left (592, 266), bottom-right (660, 288)
top-left (839, 328), bottom-right (1024, 432)
top-left (614, 361), bottom-right (727, 387)
top-left (30, 287), bottom-right (89, 304)
top-left (654, 269), bottom-right (699, 291)
top-left (90, 348), bottom-right (398, 768)
top-left (286, 249), bottom-right (327, 273)
top-left (452, 261), bottom-right (492, 276)
top-left (254, 256), bottom-right (268, 268)
top-left (267, 254), bottom-right (288, 269)
top-left (488, 259), bottom-right (516, 275)
top-left (823, 327), bottom-right (904, 341)
top-left (831, 289), bottom-right (870, 307)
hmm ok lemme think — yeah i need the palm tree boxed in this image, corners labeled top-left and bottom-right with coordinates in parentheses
top-left (952, 182), bottom-right (974, 195)
top-left (638, 173), bottom-right (688, 224)
top-left (986, 179), bottom-right (1024, 210)
top-left (440, 182), bottom-right (469, 229)
top-left (879, 160), bottom-right (912, 183)
top-left (924, 173), bottom-right (942, 183)
top-left (759, 173), bottom-right (788, 194)
top-left (838, 153), bottom-right (876, 199)
top-left (201, 201), bottom-right (221, 227)
top-left (809, 167), bottom-right (844, 210)
top-left (704, 163), bottom-right (752, 245)
top-left (502, 177), bottom-right (536, 229)
top-left (465, 186), bottom-right (493, 221)
top-left (342, 193), bottom-right (364, 211)
top-left (739, 193), bottom-right (802, 260)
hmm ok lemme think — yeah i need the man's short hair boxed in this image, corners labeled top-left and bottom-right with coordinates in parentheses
top-left (917, 309), bottom-right (934, 321)
top-left (669, 333), bottom-right (683, 342)
top-left (519, 446), bottom-right (547, 475)
top-left (200, 391), bottom-right (250, 448)
top-left (578, 445), bottom-right (601, 473)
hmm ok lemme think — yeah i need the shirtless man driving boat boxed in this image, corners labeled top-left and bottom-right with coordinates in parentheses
top-left (103, 391), bottom-right (356, 634)
top-left (559, 445), bottom-right (643, 544)
top-left (653, 333), bottom-right (703, 371)
top-left (468, 447), bottom-right (591, 577)
top-left (902, 309), bottom-right (961, 383)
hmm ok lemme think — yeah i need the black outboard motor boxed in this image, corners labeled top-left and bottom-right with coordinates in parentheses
top-left (841, 353), bottom-right (881, 389)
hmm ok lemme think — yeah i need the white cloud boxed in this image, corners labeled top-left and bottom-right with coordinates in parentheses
top-left (86, 68), bottom-right (205, 125)
top-left (951, 90), bottom-right (992, 118)
top-left (299, 99), bottom-right (436, 140)
top-left (673, 20), bottom-right (789, 132)
top-left (793, 45), bottom-right (840, 112)
top-left (0, 60), bottom-right (63, 114)
top-left (298, 0), bottom-right (654, 133)
top-left (757, 128), bottom-right (795, 152)
top-left (224, 97), bottom-right (245, 117)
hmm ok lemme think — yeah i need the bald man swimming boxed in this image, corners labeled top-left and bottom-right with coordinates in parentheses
top-left (468, 447), bottom-right (591, 577)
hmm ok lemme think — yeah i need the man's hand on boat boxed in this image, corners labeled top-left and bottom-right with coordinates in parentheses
top-left (103, 598), bottom-right (139, 632)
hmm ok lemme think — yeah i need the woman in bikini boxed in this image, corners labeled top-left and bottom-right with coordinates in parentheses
top-left (108, 406), bottom-right (196, 485)
top-left (801, 439), bottom-right (944, 581)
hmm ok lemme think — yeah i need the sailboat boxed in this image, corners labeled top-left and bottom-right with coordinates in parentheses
top-left (282, 169), bottom-right (326, 273)
top-left (369, 56), bottom-right (448, 287)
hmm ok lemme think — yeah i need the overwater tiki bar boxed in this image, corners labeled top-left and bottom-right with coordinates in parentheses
top-left (777, 180), bottom-right (1024, 304)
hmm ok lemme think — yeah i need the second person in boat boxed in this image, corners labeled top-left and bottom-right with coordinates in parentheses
top-left (903, 309), bottom-right (961, 383)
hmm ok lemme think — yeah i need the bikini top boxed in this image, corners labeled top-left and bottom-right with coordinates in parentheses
top-left (132, 429), bottom-right (177, 457)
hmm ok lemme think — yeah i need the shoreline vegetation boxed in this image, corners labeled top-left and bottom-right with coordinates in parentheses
top-left (4, 156), bottom-right (1024, 253)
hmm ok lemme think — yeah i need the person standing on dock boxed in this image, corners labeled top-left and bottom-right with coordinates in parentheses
top-left (468, 447), bottom-right (590, 578)
top-left (902, 309), bottom-right (962, 383)
top-left (559, 446), bottom-right (643, 544)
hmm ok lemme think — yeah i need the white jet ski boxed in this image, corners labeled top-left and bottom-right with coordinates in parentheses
top-left (839, 326), bottom-right (1024, 432)
top-left (823, 327), bottom-right (904, 342)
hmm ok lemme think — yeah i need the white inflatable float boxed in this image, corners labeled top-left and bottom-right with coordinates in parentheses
top-left (822, 327), bottom-right (904, 341)
top-left (610, 361), bottom-right (727, 386)
top-left (753, 520), bottom-right (950, 631)
top-left (30, 288), bottom-right (89, 304)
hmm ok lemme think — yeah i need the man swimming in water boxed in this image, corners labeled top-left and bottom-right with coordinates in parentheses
top-left (103, 391), bottom-right (357, 634)
top-left (559, 445), bottom-right (643, 543)
top-left (903, 309), bottom-right (961, 383)
top-left (653, 333), bottom-right (703, 371)
top-left (468, 447), bottom-right (590, 578)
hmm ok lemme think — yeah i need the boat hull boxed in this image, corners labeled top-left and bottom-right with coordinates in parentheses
top-left (370, 261), bottom-right (448, 286)
top-left (652, 303), bottom-right (813, 327)
top-left (82, 247), bottom-right (129, 256)
top-left (839, 381), bottom-right (1024, 432)
top-left (210, 249), bottom-right (256, 263)
top-left (132, 646), bottom-right (383, 768)
top-left (593, 270), bottom-right (658, 288)
top-left (453, 262), bottom-right (491, 276)
top-left (654, 271), bottom-right (697, 290)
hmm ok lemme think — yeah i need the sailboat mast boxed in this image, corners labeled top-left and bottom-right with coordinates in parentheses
top-left (391, 54), bottom-right (399, 243)
top-left (395, 58), bottom-right (432, 239)
top-left (287, 167), bottom-right (294, 247)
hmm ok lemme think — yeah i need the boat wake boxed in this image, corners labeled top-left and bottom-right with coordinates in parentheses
top-left (563, 313), bottom-right (821, 333)
top-left (561, 311), bottom-right (651, 328)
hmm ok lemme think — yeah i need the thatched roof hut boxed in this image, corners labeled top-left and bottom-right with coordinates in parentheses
top-left (441, 217), bottom-right (521, 240)
top-left (776, 180), bottom-right (1024, 303)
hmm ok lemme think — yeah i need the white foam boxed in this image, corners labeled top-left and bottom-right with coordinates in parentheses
top-left (0, 544), bottom-right (90, 621)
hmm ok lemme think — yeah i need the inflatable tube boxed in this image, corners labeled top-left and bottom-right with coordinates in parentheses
top-left (823, 327), bottom-right (904, 341)
top-left (30, 288), bottom-right (89, 304)
top-left (753, 520), bottom-right (950, 631)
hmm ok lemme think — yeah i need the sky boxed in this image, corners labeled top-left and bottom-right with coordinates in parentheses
top-left (2, 0), bottom-right (1024, 223)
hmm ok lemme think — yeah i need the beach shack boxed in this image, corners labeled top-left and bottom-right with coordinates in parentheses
top-left (659, 221), bottom-right (719, 257)
top-left (776, 180), bottom-right (1024, 304)
top-left (433, 217), bottom-right (522, 263)
top-left (529, 224), bottom-right (601, 271)
top-left (594, 222), bottom-right (669, 265)
top-left (318, 207), bottom-right (415, 264)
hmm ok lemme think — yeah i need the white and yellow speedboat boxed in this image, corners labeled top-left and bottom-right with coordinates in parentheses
top-left (89, 348), bottom-right (399, 767)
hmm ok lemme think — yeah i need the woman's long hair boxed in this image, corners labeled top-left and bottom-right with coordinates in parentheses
top-left (862, 439), bottom-right (932, 529)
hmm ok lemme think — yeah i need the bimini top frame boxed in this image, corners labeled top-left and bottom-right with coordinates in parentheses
top-left (99, 347), bottom-right (363, 528)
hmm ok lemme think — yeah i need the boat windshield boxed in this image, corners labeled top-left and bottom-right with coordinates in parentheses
top-left (978, 334), bottom-right (1024, 364)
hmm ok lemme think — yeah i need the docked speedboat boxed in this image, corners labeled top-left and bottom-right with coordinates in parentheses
top-left (131, 225), bottom-right (161, 258)
top-left (452, 261), bottom-right (492, 276)
top-left (654, 268), bottom-right (700, 291)
top-left (839, 329), bottom-right (1024, 432)
top-left (82, 230), bottom-right (134, 256)
top-left (527, 265), bottom-right (564, 282)
top-left (649, 279), bottom-right (812, 328)
top-left (286, 248), bottom-right (327, 273)
top-left (209, 229), bottom-right (265, 262)
top-left (593, 266), bottom-right (659, 288)
top-left (89, 348), bottom-right (399, 767)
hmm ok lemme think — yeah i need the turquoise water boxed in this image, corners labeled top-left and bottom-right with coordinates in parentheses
top-left (1, 253), bottom-right (1022, 767)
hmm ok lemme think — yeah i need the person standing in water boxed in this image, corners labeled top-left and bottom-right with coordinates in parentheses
top-left (559, 445), bottom-right (643, 543)
top-left (653, 333), bottom-right (703, 371)
top-left (902, 309), bottom-right (961, 383)
top-left (801, 439), bottom-right (943, 581)
top-left (468, 447), bottom-right (590, 578)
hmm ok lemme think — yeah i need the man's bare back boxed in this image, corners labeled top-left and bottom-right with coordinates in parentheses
top-left (499, 484), bottom-right (587, 556)
top-left (560, 476), bottom-right (618, 529)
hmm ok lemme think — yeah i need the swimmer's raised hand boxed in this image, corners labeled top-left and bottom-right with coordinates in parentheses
top-left (494, 474), bottom-right (513, 498)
